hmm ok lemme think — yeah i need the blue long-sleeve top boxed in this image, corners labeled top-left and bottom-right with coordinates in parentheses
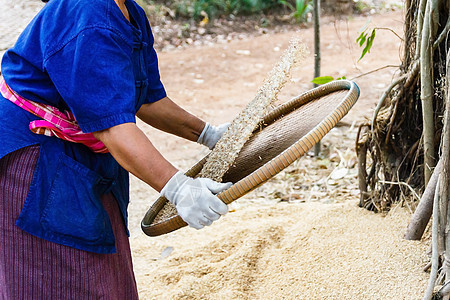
top-left (0, 0), bottom-right (166, 253)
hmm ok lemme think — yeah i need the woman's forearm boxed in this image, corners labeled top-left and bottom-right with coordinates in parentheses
top-left (93, 122), bottom-right (178, 192)
top-left (136, 97), bottom-right (205, 142)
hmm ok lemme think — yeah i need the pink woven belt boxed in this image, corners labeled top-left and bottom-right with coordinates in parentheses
top-left (0, 78), bottom-right (108, 153)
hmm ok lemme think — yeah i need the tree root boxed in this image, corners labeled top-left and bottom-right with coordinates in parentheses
top-left (404, 159), bottom-right (442, 240)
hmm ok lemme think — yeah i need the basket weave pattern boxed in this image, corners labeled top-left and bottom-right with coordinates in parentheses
top-left (142, 80), bottom-right (360, 236)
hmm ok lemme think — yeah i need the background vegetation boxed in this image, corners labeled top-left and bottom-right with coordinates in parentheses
top-left (141, 0), bottom-right (313, 21)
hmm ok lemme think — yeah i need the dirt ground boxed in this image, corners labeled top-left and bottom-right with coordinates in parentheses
top-left (129, 8), bottom-right (430, 300)
top-left (0, 2), bottom-right (430, 299)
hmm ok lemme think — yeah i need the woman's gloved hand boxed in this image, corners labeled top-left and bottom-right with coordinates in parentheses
top-left (197, 122), bottom-right (230, 150)
top-left (161, 171), bottom-right (232, 229)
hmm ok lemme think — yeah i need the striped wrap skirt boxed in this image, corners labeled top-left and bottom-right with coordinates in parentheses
top-left (0, 146), bottom-right (139, 299)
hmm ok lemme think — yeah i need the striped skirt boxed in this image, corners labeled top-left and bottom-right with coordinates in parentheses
top-left (0, 146), bottom-right (139, 299)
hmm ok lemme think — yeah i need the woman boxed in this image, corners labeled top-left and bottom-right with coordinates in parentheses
top-left (0, 0), bottom-right (230, 298)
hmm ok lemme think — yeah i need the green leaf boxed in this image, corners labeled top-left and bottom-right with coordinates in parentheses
top-left (358, 29), bottom-right (376, 61)
top-left (368, 29), bottom-right (376, 48)
top-left (336, 76), bottom-right (347, 80)
top-left (356, 31), bottom-right (365, 43)
top-left (312, 76), bottom-right (335, 85)
top-left (356, 32), bottom-right (367, 47)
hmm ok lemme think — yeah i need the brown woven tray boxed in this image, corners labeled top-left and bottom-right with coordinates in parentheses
top-left (141, 80), bottom-right (360, 236)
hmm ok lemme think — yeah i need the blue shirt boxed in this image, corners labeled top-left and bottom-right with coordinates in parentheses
top-left (0, 0), bottom-right (166, 253)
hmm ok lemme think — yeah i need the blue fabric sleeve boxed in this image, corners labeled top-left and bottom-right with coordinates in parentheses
top-left (144, 20), bottom-right (166, 104)
top-left (44, 27), bottom-right (137, 133)
top-left (145, 46), bottom-right (166, 103)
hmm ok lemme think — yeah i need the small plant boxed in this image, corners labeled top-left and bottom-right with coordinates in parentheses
top-left (278, 0), bottom-right (313, 22)
top-left (356, 20), bottom-right (404, 62)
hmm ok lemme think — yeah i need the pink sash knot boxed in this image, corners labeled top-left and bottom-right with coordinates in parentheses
top-left (0, 78), bottom-right (108, 153)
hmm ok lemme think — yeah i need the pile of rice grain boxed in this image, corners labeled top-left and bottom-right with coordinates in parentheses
top-left (153, 39), bottom-right (307, 224)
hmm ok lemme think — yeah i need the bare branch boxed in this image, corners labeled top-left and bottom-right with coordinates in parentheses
top-left (373, 27), bottom-right (404, 41)
top-left (349, 64), bottom-right (400, 81)
top-left (433, 15), bottom-right (450, 50)
top-left (415, 0), bottom-right (428, 58)
top-left (443, 44), bottom-right (450, 282)
top-left (378, 180), bottom-right (421, 201)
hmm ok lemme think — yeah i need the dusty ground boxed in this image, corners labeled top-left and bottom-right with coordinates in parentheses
top-left (1, 2), bottom-right (430, 299)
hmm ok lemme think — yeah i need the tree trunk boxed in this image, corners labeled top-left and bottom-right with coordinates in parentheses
top-left (356, 0), bottom-right (448, 212)
top-left (404, 159), bottom-right (442, 240)
top-left (443, 46), bottom-right (450, 286)
top-left (313, 0), bottom-right (321, 156)
top-left (420, 0), bottom-right (439, 184)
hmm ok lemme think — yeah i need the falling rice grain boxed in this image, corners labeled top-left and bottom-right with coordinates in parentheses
top-left (199, 39), bottom-right (307, 181)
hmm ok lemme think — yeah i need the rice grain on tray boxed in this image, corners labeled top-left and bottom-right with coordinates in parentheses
top-left (152, 39), bottom-right (307, 225)
top-left (154, 202), bottom-right (177, 224)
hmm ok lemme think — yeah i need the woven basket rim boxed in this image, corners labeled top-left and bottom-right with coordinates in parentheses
top-left (142, 80), bottom-right (360, 236)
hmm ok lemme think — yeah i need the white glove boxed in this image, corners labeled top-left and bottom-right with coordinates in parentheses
top-left (197, 122), bottom-right (230, 150)
top-left (161, 171), bottom-right (232, 229)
